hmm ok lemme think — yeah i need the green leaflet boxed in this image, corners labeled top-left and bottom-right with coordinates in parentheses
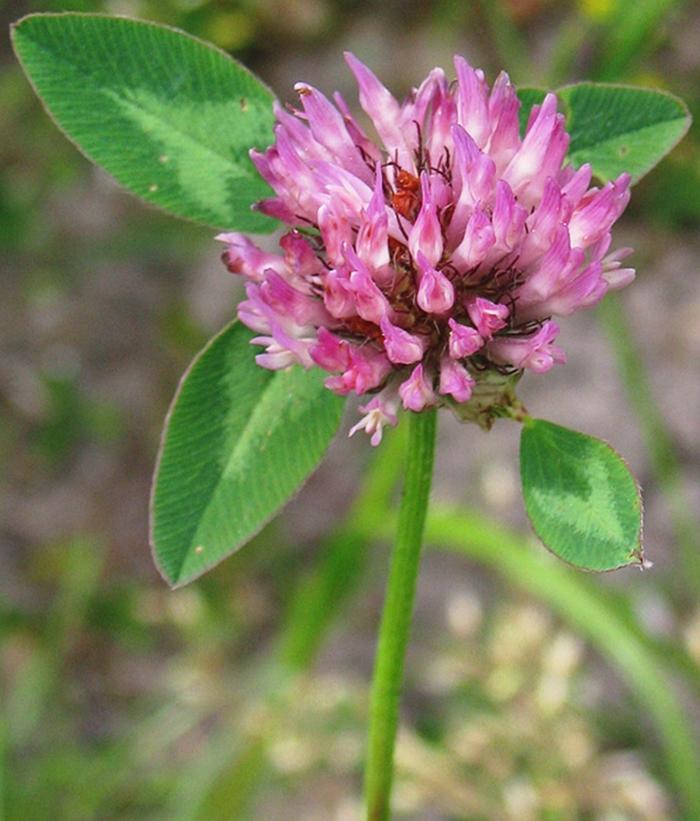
top-left (151, 322), bottom-right (346, 587)
top-left (558, 82), bottom-right (691, 183)
top-left (517, 82), bottom-right (690, 183)
top-left (520, 419), bottom-right (643, 571)
top-left (12, 13), bottom-right (276, 231)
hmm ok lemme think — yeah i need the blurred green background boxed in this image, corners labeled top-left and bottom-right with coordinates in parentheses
top-left (2, 0), bottom-right (700, 818)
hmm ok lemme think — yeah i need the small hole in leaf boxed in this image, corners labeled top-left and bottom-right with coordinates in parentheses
top-left (240, 97), bottom-right (249, 112)
top-left (618, 145), bottom-right (630, 157)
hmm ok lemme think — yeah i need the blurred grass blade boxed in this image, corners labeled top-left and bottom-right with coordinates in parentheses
top-left (421, 507), bottom-right (700, 819)
top-left (547, 14), bottom-right (594, 86)
top-left (11, 13), bottom-right (276, 231)
top-left (476, 0), bottom-right (532, 84)
top-left (277, 423), bottom-right (408, 672)
top-left (351, 502), bottom-right (700, 817)
top-left (0, 717), bottom-right (4, 821)
top-left (150, 321), bottom-right (345, 587)
top-left (5, 537), bottom-right (103, 746)
top-left (598, 294), bottom-right (700, 593)
top-left (593, 0), bottom-right (687, 81)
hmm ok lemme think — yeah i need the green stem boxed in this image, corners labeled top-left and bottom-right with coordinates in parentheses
top-left (358, 506), bottom-right (700, 820)
top-left (364, 409), bottom-right (437, 821)
top-left (278, 423), bottom-right (408, 672)
top-left (167, 429), bottom-right (408, 821)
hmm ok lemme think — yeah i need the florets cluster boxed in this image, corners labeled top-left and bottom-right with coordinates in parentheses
top-left (219, 54), bottom-right (634, 444)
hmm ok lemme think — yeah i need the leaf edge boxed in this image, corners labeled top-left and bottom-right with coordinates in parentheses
top-left (519, 418), bottom-right (645, 573)
top-left (556, 80), bottom-right (693, 184)
top-left (10, 11), bottom-right (279, 233)
top-left (149, 321), bottom-right (346, 588)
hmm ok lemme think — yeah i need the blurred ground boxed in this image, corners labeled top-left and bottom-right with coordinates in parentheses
top-left (1, 0), bottom-right (700, 818)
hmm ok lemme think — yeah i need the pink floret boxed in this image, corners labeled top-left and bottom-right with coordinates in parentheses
top-left (219, 54), bottom-right (633, 442)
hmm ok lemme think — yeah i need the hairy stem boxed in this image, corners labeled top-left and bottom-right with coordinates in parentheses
top-left (364, 408), bottom-right (437, 821)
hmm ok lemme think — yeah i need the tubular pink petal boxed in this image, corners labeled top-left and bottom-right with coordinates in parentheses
top-left (279, 231), bottom-right (323, 279)
top-left (408, 173), bottom-right (444, 268)
top-left (217, 233), bottom-right (287, 281)
top-left (238, 286), bottom-right (273, 334)
top-left (560, 162), bottom-right (593, 207)
top-left (412, 70), bottom-right (454, 161)
top-left (314, 161), bottom-right (375, 222)
top-left (416, 263), bottom-right (455, 315)
top-left (454, 56), bottom-right (490, 148)
top-left (349, 392), bottom-right (399, 446)
top-left (491, 180), bottom-right (527, 251)
top-left (318, 204), bottom-right (353, 267)
top-left (356, 164), bottom-right (392, 282)
top-left (346, 346), bottom-right (393, 394)
top-left (568, 176), bottom-right (630, 249)
top-left (325, 345), bottom-right (392, 395)
top-left (380, 317), bottom-right (427, 364)
top-left (254, 197), bottom-right (298, 224)
top-left (349, 266), bottom-right (393, 323)
top-left (310, 327), bottom-right (351, 371)
top-left (486, 71), bottom-right (520, 170)
top-left (502, 93), bottom-right (562, 200)
top-left (449, 125), bottom-right (481, 231)
top-left (452, 205), bottom-right (496, 270)
top-left (466, 296), bottom-right (509, 339)
top-left (333, 90), bottom-right (383, 162)
top-left (252, 319), bottom-right (314, 369)
top-left (604, 266), bottom-right (636, 289)
top-left (222, 54), bottom-right (636, 436)
top-left (488, 320), bottom-right (566, 373)
top-left (344, 52), bottom-right (411, 166)
top-left (448, 319), bottom-right (483, 358)
top-left (527, 177), bottom-right (565, 247)
top-left (399, 364), bottom-right (437, 411)
top-left (439, 356), bottom-right (475, 402)
top-left (295, 83), bottom-right (371, 182)
top-left (601, 246), bottom-right (636, 289)
top-left (519, 223), bottom-right (573, 301)
top-left (323, 268), bottom-right (357, 318)
top-left (260, 271), bottom-right (331, 326)
top-left (254, 345), bottom-right (299, 370)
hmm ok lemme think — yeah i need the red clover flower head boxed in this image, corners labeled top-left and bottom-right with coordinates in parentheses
top-left (218, 54), bottom-right (634, 445)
